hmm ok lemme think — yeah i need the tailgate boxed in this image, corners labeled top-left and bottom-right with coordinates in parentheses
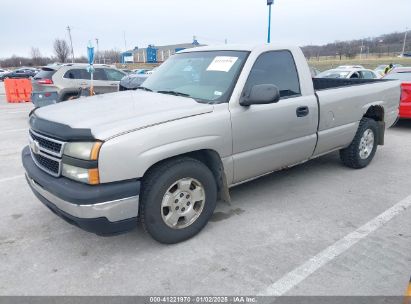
top-left (32, 68), bottom-right (57, 92)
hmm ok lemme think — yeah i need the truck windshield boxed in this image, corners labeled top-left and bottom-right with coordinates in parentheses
top-left (142, 51), bottom-right (249, 103)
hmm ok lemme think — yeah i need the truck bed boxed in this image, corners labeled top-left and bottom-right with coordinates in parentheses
top-left (313, 78), bottom-right (386, 91)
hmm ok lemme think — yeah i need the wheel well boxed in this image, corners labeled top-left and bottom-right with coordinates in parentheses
top-left (363, 105), bottom-right (385, 145)
top-left (143, 149), bottom-right (230, 202)
top-left (61, 90), bottom-right (80, 101)
top-left (364, 105), bottom-right (384, 122)
top-left (63, 93), bottom-right (79, 101)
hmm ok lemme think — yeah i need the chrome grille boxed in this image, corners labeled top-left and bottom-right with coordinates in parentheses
top-left (31, 151), bottom-right (60, 176)
top-left (29, 130), bottom-right (65, 157)
top-left (29, 129), bottom-right (66, 177)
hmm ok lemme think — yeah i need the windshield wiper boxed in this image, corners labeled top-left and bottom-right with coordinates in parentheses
top-left (156, 90), bottom-right (191, 97)
top-left (136, 86), bottom-right (153, 92)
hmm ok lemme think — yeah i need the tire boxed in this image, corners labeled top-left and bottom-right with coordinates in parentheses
top-left (140, 157), bottom-right (217, 244)
top-left (340, 117), bottom-right (379, 169)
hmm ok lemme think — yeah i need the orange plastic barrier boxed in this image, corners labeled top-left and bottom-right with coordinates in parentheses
top-left (4, 78), bottom-right (32, 103)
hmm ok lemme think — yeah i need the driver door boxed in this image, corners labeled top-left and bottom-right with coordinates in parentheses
top-left (230, 51), bottom-right (318, 183)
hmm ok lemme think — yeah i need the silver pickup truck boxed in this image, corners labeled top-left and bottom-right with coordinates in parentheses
top-left (22, 45), bottom-right (401, 243)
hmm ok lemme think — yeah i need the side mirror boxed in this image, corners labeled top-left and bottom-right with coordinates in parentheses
top-left (240, 84), bottom-right (280, 106)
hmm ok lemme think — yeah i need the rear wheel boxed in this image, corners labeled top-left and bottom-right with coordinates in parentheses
top-left (140, 157), bottom-right (217, 244)
top-left (340, 118), bottom-right (379, 169)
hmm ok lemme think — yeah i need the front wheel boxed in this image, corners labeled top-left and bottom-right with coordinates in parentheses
top-left (140, 157), bottom-right (217, 244)
top-left (340, 118), bottom-right (379, 169)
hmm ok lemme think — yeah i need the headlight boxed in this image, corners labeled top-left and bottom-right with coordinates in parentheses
top-left (62, 164), bottom-right (100, 185)
top-left (62, 142), bottom-right (102, 184)
top-left (64, 142), bottom-right (102, 160)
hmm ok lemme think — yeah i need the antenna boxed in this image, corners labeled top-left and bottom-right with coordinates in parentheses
top-left (267, 0), bottom-right (274, 43)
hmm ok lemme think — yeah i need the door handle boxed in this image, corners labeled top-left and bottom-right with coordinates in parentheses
top-left (296, 106), bottom-right (309, 117)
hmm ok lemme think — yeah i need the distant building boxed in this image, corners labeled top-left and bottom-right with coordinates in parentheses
top-left (135, 41), bottom-right (203, 63)
top-left (120, 49), bottom-right (137, 64)
top-left (120, 39), bottom-right (203, 64)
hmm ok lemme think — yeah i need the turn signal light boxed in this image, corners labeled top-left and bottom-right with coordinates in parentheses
top-left (88, 168), bottom-right (100, 185)
top-left (90, 142), bottom-right (103, 160)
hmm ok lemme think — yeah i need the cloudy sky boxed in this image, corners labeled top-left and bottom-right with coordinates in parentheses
top-left (0, 0), bottom-right (410, 58)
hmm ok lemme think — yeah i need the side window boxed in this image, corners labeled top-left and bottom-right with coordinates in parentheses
top-left (104, 69), bottom-right (125, 81)
top-left (93, 68), bottom-right (108, 81)
top-left (350, 72), bottom-right (360, 79)
top-left (64, 69), bottom-right (85, 79)
top-left (361, 71), bottom-right (376, 79)
top-left (245, 51), bottom-right (301, 98)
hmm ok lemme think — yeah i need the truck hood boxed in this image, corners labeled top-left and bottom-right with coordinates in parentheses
top-left (34, 90), bottom-right (214, 140)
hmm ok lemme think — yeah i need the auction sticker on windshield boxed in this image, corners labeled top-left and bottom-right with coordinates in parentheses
top-left (207, 56), bottom-right (238, 72)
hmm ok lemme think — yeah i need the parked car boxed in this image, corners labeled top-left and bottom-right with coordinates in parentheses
top-left (145, 68), bottom-right (158, 75)
top-left (31, 64), bottom-right (126, 107)
top-left (336, 65), bottom-right (365, 69)
top-left (0, 68), bottom-right (11, 76)
top-left (309, 66), bottom-right (321, 77)
top-left (383, 67), bottom-right (411, 119)
top-left (121, 69), bottom-right (132, 74)
top-left (132, 69), bottom-right (151, 74)
top-left (316, 68), bottom-right (379, 79)
top-left (119, 73), bottom-right (149, 91)
top-left (0, 68), bottom-right (38, 81)
top-left (22, 44), bottom-right (400, 243)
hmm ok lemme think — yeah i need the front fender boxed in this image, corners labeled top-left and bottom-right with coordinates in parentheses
top-left (97, 107), bottom-right (232, 183)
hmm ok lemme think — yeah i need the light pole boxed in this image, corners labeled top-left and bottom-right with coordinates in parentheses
top-left (95, 38), bottom-right (100, 64)
top-left (267, 0), bottom-right (274, 43)
top-left (402, 27), bottom-right (408, 56)
top-left (66, 26), bottom-right (75, 63)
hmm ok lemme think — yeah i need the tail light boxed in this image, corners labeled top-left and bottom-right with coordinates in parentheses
top-left (401, 84), bottom-right (411, 103)
top-left (37, 79), bottom-right (53, 85)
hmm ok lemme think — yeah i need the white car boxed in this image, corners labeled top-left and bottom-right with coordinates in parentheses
top-left (336, 65), bottom-right (365, 69)
top-left (316, 68), bottom-right (380, 79)
top-left (145, 67), bottom-right (158, 75)
top-left (0, 68), bottom-right (11, 77)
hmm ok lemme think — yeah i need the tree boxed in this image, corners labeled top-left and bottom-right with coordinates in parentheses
top-left (53, 39), bottom-right (70, 63)
top-left (101, 49), bottom-right (121, 64)
top-left (31, 47), bottom-right (42, 65)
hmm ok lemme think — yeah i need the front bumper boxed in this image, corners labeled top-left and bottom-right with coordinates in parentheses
top-left (22, 146), bottom-right (140, 235)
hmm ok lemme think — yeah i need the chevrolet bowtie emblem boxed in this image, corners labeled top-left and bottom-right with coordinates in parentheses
top-left (30, 140), bottom-right (41, 154)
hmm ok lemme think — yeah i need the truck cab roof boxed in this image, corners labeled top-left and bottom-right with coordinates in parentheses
top-left (179, 44), bottom-right (302, 53)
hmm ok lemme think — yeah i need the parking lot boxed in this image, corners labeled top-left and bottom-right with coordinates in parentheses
top-left (0, 81), bottom-right (410, 296)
